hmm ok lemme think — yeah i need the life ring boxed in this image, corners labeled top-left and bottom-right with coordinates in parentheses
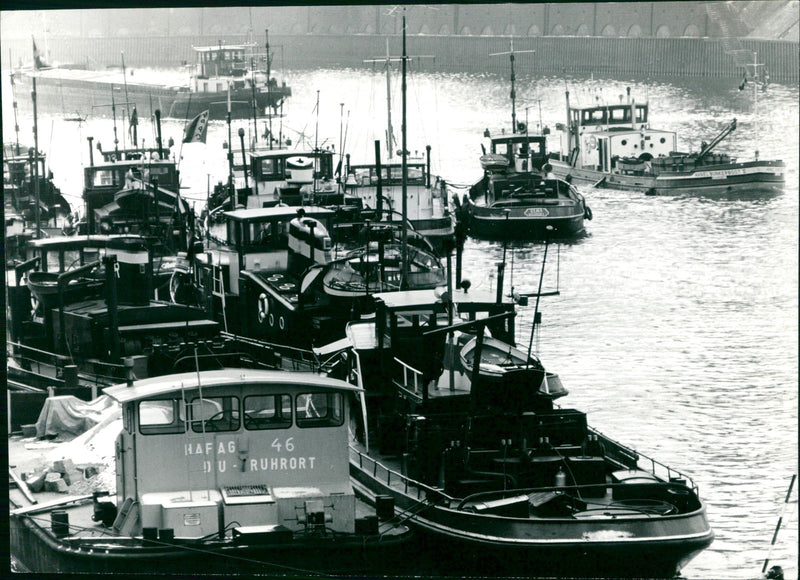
top-left (584, 205), bottom-right (593, 221)
top-left (587, 135), bottom-right (597, 151)
top-left (257, 292), bottom-right (269, 323)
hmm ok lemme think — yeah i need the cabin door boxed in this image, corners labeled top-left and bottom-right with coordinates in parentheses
top-left (598, 138), bottom-right (608, 172)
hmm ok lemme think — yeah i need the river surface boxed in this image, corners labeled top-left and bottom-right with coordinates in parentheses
top-left (3, 63), bottom-right (798, 579)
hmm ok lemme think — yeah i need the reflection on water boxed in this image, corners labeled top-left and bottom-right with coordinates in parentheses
top-left (2, 65), bottom-right (798, 579)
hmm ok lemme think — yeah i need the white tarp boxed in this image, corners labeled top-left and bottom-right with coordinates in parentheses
top-left (34, 395), bottom-right (117, 439)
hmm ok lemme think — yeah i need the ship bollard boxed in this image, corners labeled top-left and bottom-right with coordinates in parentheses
top-left (51, 510), bottom-right (70, 537)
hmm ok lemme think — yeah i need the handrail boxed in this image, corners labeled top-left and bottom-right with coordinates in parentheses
top-left (590, 427), bottom-right (697, 493)
top-left (456, 479), bottom-right (697, 511)
top-left (351, 446), bottom-right (454, 504)
top-left (393, 357), bottom-right (423, 401)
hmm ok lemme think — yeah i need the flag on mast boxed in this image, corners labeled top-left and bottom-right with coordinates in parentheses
top-left (182, 110), bottom-right (209, 143)
top-left (32, 36), bottom-right (47, 70)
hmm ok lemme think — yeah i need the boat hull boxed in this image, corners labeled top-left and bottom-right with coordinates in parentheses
top-left (10, 509), bottom-right (415, 576)
top-left (550, 158), bottom-right (785, 196)
top-left (350, 452), bottom-right (714, 578)
top-left (468, 202), bottom-right (586, 240)
top-left (12, 71), bottom-right (290, 120)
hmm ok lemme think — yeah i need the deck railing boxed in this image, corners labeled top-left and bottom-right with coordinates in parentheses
top-left (392, 357), bottom-right (425, 403)
top-left (351, 446), bottom-right (454, 505)
top-left (590, 427), bottom-right (698, 493)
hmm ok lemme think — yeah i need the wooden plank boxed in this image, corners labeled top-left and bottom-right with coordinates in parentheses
top-left (10, 494), bottom-right (93, 516)
top-left (9, 469), bottom-right (37, 505)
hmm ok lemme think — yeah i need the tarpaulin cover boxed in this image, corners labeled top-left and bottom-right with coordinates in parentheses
top-left (34, 395), bottom-right (116, 439)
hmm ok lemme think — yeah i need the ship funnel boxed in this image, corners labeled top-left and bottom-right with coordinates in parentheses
top-left (106, 237), bottom-right (153, 305)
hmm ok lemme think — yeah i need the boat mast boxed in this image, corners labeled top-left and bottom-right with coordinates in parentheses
top-left (120, 51), bottom-right (133, 149)
top-left (32, 73), bottom-right (41, 238)
top-left (9, 56), bottom-right (21, 154)
top-left (265, 29), bottom-right (273, 150)
top-left (490, 40), bottom-right (535, 134)
top-left (364, 39), bottom-right (401, 160)
top-left (401, 11), bottom-right (408, 285)
top-left (742, 51), bottom-right (765, 161)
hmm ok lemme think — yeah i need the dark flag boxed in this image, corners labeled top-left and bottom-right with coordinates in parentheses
top-left (182, 110), bottom-right (209, 144)
top-left (32, 37), bottom-right (42, 70)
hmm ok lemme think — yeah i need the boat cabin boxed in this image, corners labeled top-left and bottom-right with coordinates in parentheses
top-left (82, 146), bottom-right (187, 246)
top-left (192, 43), bottom-right (276, 93)
top-left (557, 102), bottom-right (676, 173)
top-left (233, 148), bottom-right (338, 209)
top-left (343, 151), bottom-right (452, 242)
top-left (194, 44), bottom-right (249, 79)
top-left (3, 147), bottom-right (71, 222)
top-left (485, 134), bottom-right (549, 174)
top-left (105, 369), bottom-right (362, 539)
top-left (345, 287), bottom-right (517, 414)
top-left (195, 206), bottom-right (343, 346)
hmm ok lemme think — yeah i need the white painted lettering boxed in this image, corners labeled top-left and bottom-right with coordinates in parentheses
top-left (309, 457), bottom-right (315, 469)
top-left (280, 458), bottom-right (287, 470)
top-left (228, 441), bottom-right (236, 453)
top-left (205, 442), bottom-right (213, 455)
top-left (299, 457), bottom-right (306, 469)
top-left (289, 457), bottom-right (297, 469)
top-left (250, 459), bottom-right (258, 470)
top-left (271, 458), bottom-right (278, 470)
top-left (218, 442), bottom-right (226, 455)
top-left (218, 460), bottom-right (226, 473)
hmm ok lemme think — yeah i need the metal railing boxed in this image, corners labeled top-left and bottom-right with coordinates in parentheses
top-left (351, 446), bottom-right (453, 505)
top-left (392, 357), bottom-right (424, 403)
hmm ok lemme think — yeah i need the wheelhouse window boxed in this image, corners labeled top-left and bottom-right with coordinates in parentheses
top-left (139, 399), bottom-right (185, 435)
top-left (92, 169), bottom-right (115, 187)
top-left (258, 157), bottom-right (282, 179)
top-left (295, 392), bottom-right (344, 428)
top-left (190, 396), bottom-right (240, 432)
top-left (243, 394), bottom-right (292, 430)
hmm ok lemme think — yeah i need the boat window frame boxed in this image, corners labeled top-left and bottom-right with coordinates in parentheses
top-left (190, 395), bottom-right (241, 433)
top-left (243, 393), bottom-right (293, 430)
top-left (138, 399), bottom-right (186, 435)
top-left (295, 392), bottom-right (345, 428)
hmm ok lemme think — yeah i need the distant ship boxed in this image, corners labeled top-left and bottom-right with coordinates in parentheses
top-left (548, 87), bottom-right (784, 196)
top-left (12, 39), bottom-right (291, 121)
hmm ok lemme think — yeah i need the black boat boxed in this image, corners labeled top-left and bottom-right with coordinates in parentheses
top-left (3, 143), bottom-right (73, 235)
top-left (183, 204), bottom-right (446, 350)
top-left (336, 285), bottom-right (713, 577)
top-left (463, 41), bottom-right (590, 240)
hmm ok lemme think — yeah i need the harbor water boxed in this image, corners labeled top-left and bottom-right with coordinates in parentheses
top-left (3, 65), bottom-right (797, 579)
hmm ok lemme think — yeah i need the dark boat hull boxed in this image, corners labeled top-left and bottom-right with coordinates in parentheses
top-left (551, 159), bottom-right (785, 196)
top-left (10, 510), bottom-right (416, 576)
top-left (350, 453), bottom-right (714, 578)
top-left (468, 202), bottom-right (586, 240)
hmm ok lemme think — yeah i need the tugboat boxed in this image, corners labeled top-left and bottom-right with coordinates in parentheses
top-left (184, 204), bottom-right (445, 350)
top-left (9, 368), bottom-right (415, 575)
top-left (464, 42), bottom-right (590, 241)
top-left (337, 283), bottom-right (714, 577)
top-left (6, 236), bottom-right (224, 394)
top-left (3, 143), bottom-right (72, 235)
top-left (80, 115), bottom-right (191, 252)
top-left (548, 86), bottom-right (785, 195)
